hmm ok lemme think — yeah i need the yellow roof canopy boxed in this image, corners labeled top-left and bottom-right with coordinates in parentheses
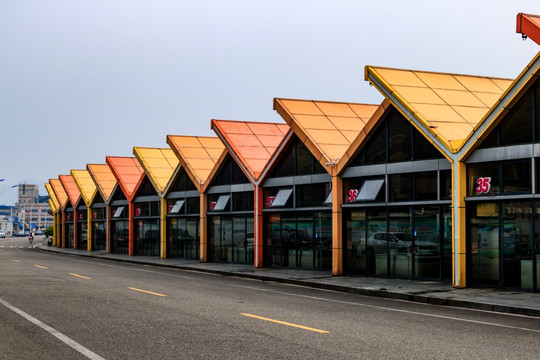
top-left (133, 147), bottom-right (180, 196)
top-left (87, 164), bottom-right (117, 203)
top-left (71, 169), bottom-right (97, 206)
top-left (45, 182), bottom-right (60, 213)
top-left (365, 66), bottom-right (513, 153)
top-left (49, 179), bottom-right (68, 210)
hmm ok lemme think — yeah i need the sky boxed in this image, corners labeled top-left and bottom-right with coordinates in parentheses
top-left (1, 0), bottom-right (539, 205)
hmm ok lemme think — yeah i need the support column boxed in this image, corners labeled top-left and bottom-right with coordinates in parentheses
top-left (331, 176), bottom-right (343, 276)
top-left (452, 161), bottom-right (467, 288)
top-left (160, 198), bottom-right (167, 259)
top-left (128, 202), bottom-right (134, 256)
top-left (200, 193), bottom-right (208, 263)
top-left (53, 213), bottom-right (58, 246)
top-left (254, 186), bottom-right (264, 268)
top-left (87, 208), bottom-right (92, 252)
top-left (106, 205), bottom-right (112, 253)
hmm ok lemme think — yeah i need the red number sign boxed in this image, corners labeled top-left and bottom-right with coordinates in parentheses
top-left (347, 189), bottom-right (358, 203)
top-left (267, 196), bottom-right (275, 207)
top-left (135, 208), bottom-right (141, 216)
top-left (475, 177), bottom-right (491, 194)
top-left (210, 201), bottom-right (216, 211)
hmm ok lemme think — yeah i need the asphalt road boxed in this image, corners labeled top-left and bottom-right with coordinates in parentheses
top-left (1, 236), bottom-right (540, 360)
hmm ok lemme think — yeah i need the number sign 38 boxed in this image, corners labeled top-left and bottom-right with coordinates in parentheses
top-left (476, 177), bottom-right (491, 195)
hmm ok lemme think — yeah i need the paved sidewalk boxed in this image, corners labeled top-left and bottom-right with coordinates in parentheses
top-left (35, 242), bottom-right (540, 317)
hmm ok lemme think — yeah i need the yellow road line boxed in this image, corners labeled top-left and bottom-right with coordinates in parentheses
top-left (69, 273), bottom-right (91, 280)
top-left (240, 313), bottom-right (330, 334)
top-left (127, 287), bottom-right (167, 297)
top-left (34, 265), bottom-right (48, 269)
top-left (10, 259), bottom-right (21, 263)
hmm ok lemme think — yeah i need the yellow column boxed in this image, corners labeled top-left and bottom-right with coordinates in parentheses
top-left (331, 176), bottom-right (343, 276)
top-left (452, 161), bottom-right (467, 288)
top-left (87, 208), bottom-right (92, 252)
top-left (160, 198), bottom-right (167, 259)
top-left (53, 213), bottom-right (57, 246)
top-left (200, 193), bottom-right (208, 263)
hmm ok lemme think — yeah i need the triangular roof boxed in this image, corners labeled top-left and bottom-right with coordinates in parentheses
top-left (166, 135), bottom-right (227, 193)
top-left (87, 164), bottom-right (117, 203)
top-left (105, 156), bottom-right (145, 202)
top-left (211, 119), bottom-right (291, 184)
top-left (71, 169), bottom-right (98, 206)
top-left (517, 13), bottom-right (540, 46)
top-left (133, 147), bottom-right (180, 197)
top-left (59, 174), bottom-right (81, 208)
top-left (49, 178), bottom-right (69, 210)
top-left (365, 66), bottom-right (513, 154)
top-left (273, 98), bottom-right (380, 176)
top-left (45, 182), bottom-right (60, 213)
top-left (459, 52), bottom-right (540, 159)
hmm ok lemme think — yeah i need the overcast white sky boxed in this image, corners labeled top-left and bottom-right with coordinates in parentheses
top-left (1, 0), bottom-right (539, 205)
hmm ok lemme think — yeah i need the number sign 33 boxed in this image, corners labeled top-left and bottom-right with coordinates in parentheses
top-left (476, 177), bottom-right (491, 195)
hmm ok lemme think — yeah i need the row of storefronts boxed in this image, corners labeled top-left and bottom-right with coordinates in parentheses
top-left (45, 13), bottom-right (540, 291)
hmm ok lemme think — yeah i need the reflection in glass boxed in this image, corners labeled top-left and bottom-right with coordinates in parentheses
top-left (367, 208), bottom-right (388, 276)
top-left (470, 203), bottom-right (499, 286)
top-left (414, 207), bottom-right (440, 280)
top-left (346, 210), bottom-right (367, 275)
top-left (314, 211), bottom-right (332, 270)
top-left (388, 207), bottom-right (412, 278)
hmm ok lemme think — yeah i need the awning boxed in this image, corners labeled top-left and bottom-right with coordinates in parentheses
top-left (212, 195), bottom-right (230, 211)
top-left (169, 200), bottom-right (185, 214)
top-left (270, 188), bottom-right (293, 208)
top-left (356, 179), bottom-right (384, 202)
top-left (113, 206), bottom-right (124, 218)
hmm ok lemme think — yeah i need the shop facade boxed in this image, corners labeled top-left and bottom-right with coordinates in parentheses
top-left (75, 201), bottom-right (88, 250)
top-left (90, 194), bottom-right (107, 251)
top-left (341, 108), bottom-right (453, 280)
top-left (133, 177), bottom-right (161, 256)
top-left (465, 79), bottom-right (540, 291)
top-left (262, 136), bottom-right (332, 270)
top-left (110, 188), bottom-right (129, 254)
top-left (166, 169), bottom-right (200, 259)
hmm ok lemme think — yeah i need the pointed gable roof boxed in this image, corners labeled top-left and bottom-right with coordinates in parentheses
top-left (211, 119), bottom-right (291, 184)
top-left (49, 178), bottom-right (68, 210)
top-left (71, 169), bottom-right (97, 206)
top-left (365, 66), bottom-right (513, 153)
top-left (45, 182), bottom-right (60, 213)
top-left (166, 135), bottom-right (227, 193)
top-left (133, 147), bottom-right (180, 196)
top-left (48, 199), bottom-right (58, 214)
top-left (87, 164), bottom-right (117, 203)
top-left (59, 174), bottom-right (81, 207)
top-left (273, 98), bottom-right (380, 176)
top-left (105, 156), bottom-right (145, 202)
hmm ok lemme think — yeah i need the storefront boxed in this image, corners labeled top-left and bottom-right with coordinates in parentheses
top-left (166, 169), bottom-right (200, 259)
top-left (466, 79), bottom-right (540, 291)
top-left (110, 188), bottom-right (129, 254)
top-left (262, 136), bottom-right (332, 270)
top-left (342, 107), bottom-right (452, 280)
top-left (133, 177), bottom-right (160, 256)
top-left (90, 192), bottom-right (106, 251)
top-left (65, 204), bottom-right (74, 248)
top-left (75, 203), bottom-right (88, 250)
top-left (207, 156), bottom-right (254, 264)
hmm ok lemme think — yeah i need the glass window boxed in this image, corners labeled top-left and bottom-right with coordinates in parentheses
top-left (366, 208), bottom-right (388, 276)
top-left (499, 90), bottom-right (533, 146)
top-left (502, 161), bottom-right (531, 194)
top-left (134, 202), bottom-right (149, 217)
top-left (440, 170), bottom-right (452, 200)
top-left (270, 188), bottom-right (293, 208)
top-left (388, 112), bottom-right (412, 163)
top-left (314, 211), bottom-right (332, 270)
top-left (232, 160), bottom-right (248, 184)
top-left (469, 202), bottom-right (499, 286)
top-left (186, 197), bottom-right (200, 214)
top-left (414, 128), bottom-right (442, 160)
top-left (276, 142), bottom-right (294, 177)
top-left (296, 141), bottom-right (312, 176)
top-left (296, 184), bottom-right (314, 207)
top-left (233, 191), bottom-right (254, 211)
top-left (388, 207), bottom-right (412, 278)
top-left (467, 162), bottom-right (499, 196)
top-left (346, 210), bottom-right (368, 275)
top-left (217, 157), bottom-right (232, 185)
top-left (414, 206), bottom-right (440, 280)
top-left (364, 121), bottom-right (387, 165)
top-left (415, 172), bottom-right (438, 201)
top-left (390, 174), bottom-right (413, 202)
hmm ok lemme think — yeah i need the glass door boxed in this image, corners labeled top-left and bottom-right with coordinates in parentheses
top-left (388, 207), bottom-right (412, 278)
top-left (470, 203), bottom-right (499, 286)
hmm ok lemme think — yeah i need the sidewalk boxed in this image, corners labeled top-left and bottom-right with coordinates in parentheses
top-left (35, 242), bottom-right (540, 317)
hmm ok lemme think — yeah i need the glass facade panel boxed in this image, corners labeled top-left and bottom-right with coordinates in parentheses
top-left (266, 213), bottom-right (281, 266)
top-left (502, 161), bottom-right (531, 194)
top-left (388, 207), bottom-right (412, 278)
top-left (414, 129), bottom-right (442, 160)
top-left (314, 211), bottom-right (332, 270)
top-left (92, 221), bottom-right (106, 251)
top-left (111, 220), bottom-right (129, 254)
top-left (499, 90), bottom-right (533, 146)
top-left (415, 172), bottom-right (438, 201)
top-left (468, 162), bottom-right (499, 196)
top-left (443, 207), bottom-right (452, 280)
top-left (346, 210), bottom-right (367, 274)
top-left (297, 212), bottom-right (313, 270)
top-left (390, 174), bottom-right (413, 202)
top-left (296, 141), bottom-right (312, 176)
top-left (208, 215), bottom-right (252, 264)
top-left (470, 203), bottom-right (499, 286)
top-left (502, 202), bottom-right (533, 289)
top-left (221, 217), bottom-right (233, 262)
top-left (77, 217), bottom-right (87, 250)
top-left (440, 170), bottom-right (452, 200)
top-left (134, 219), bottom-right (159, 256)
top-left (367, 208), bottom-right (388, 276)
top-left (233, 217), bottom-right (247, 263)
top-left (388, 113), bottom-right (412, 163)
top-left (364, 122), bottom-right (386, 165)
top-left (535, 203), bottom-right (540, 290)
top-left (414, 207), bottom-right (440, 280)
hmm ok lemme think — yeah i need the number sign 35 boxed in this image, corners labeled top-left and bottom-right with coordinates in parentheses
top-left (476, 177), bottom-right (491, 194)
